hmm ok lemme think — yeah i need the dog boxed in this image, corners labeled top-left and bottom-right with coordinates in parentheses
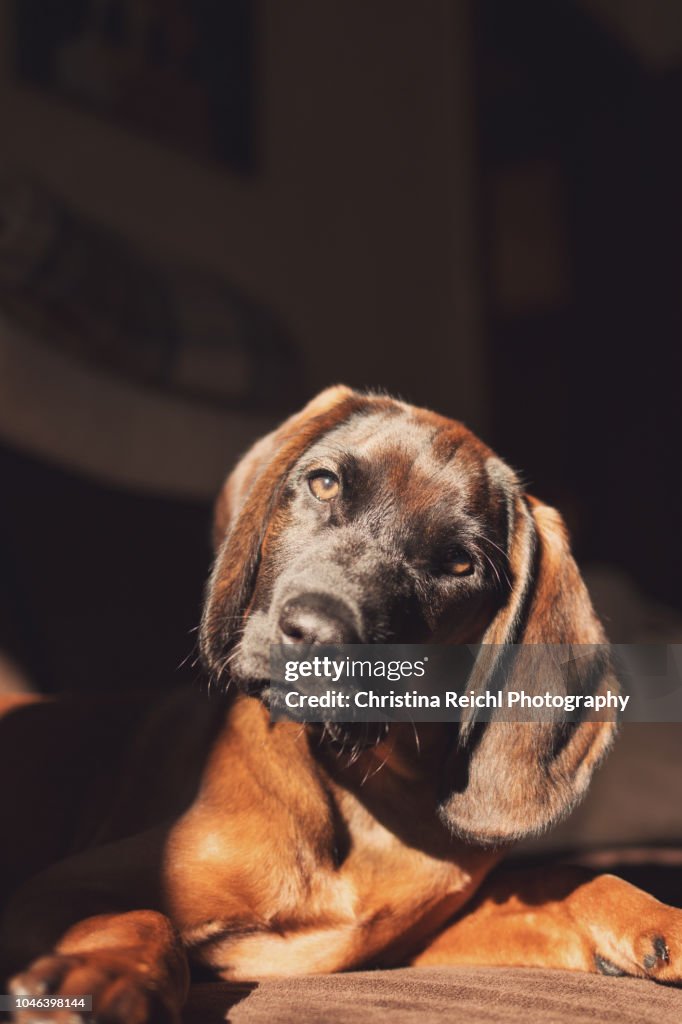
top-left (2, 385), bottom-right (681, 1023)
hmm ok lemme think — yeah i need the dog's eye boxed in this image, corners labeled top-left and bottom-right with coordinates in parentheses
top-left (445, 549), bottom-right (474, 576)
top-left (308, 470), bottom-right (340, 502)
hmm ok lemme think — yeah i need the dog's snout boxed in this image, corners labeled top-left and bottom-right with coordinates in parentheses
top-left (278, 594), bottom-right (360, 645)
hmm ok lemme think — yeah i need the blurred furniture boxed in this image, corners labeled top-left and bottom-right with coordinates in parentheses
top-left (12, 0), bottom-right (255, 171)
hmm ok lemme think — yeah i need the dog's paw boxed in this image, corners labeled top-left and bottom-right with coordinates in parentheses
top-left (8, 952), bottom-right (179, 1023)
top-left (581, 874), bottom-right (682, 983)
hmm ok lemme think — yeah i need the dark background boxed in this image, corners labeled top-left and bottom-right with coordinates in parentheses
top-left (0, 0), bottom-right (680, 698)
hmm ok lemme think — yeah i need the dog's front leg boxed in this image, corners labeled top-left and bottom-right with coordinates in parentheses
top-left (7, 909), bottom-right (188, 1024)
top-left (1, 831), bottom-right (189, 1023)
top-left (412, 864), bottom-right (682, 982)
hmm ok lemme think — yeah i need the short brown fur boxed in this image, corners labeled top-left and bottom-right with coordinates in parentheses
top-left (2, 387), bottom-right (681, 1024)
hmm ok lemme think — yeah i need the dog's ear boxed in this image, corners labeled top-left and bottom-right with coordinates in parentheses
top-left (201, 386), bottom-right (369, 669)
top-left (439, 485), bottom-right (617, 845)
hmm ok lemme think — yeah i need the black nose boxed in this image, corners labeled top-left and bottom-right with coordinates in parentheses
top-left (278, 594), bottom-right (360, 645)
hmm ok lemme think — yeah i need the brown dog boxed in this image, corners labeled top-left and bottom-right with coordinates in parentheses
top-left (2, 385), bottom-right (681, 1023)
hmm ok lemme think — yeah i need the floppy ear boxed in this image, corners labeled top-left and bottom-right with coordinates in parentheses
top-left (200, 385), bottom-right (371, 671)
top-left (439, 489), bottom-right (618, 845)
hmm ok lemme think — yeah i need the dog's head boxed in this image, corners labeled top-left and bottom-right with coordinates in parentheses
top-left (200, 386), bottom-right (616, 845)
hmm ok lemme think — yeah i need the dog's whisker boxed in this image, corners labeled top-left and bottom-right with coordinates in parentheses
top-left (411, 720), bottom-right (421, 755)
top-left (477, 533), bottom-right (510, 563)
top-left (477, 535), bottom-right (513, 590)
top-left (177, 644), bottom-right (199, 671)
top-left (360, 741), bottom-right (392, 785)
top-left (475, 540), bottom-right (512, 592)
top-left (477, 548), bottom-right (501, 590)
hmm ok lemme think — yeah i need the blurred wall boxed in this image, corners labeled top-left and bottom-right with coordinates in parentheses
top-left (0, 0), bottom-right (487, 467)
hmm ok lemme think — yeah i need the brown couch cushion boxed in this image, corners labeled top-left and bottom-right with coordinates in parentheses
top-left (184, 967), bottom-right (682, 1023)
